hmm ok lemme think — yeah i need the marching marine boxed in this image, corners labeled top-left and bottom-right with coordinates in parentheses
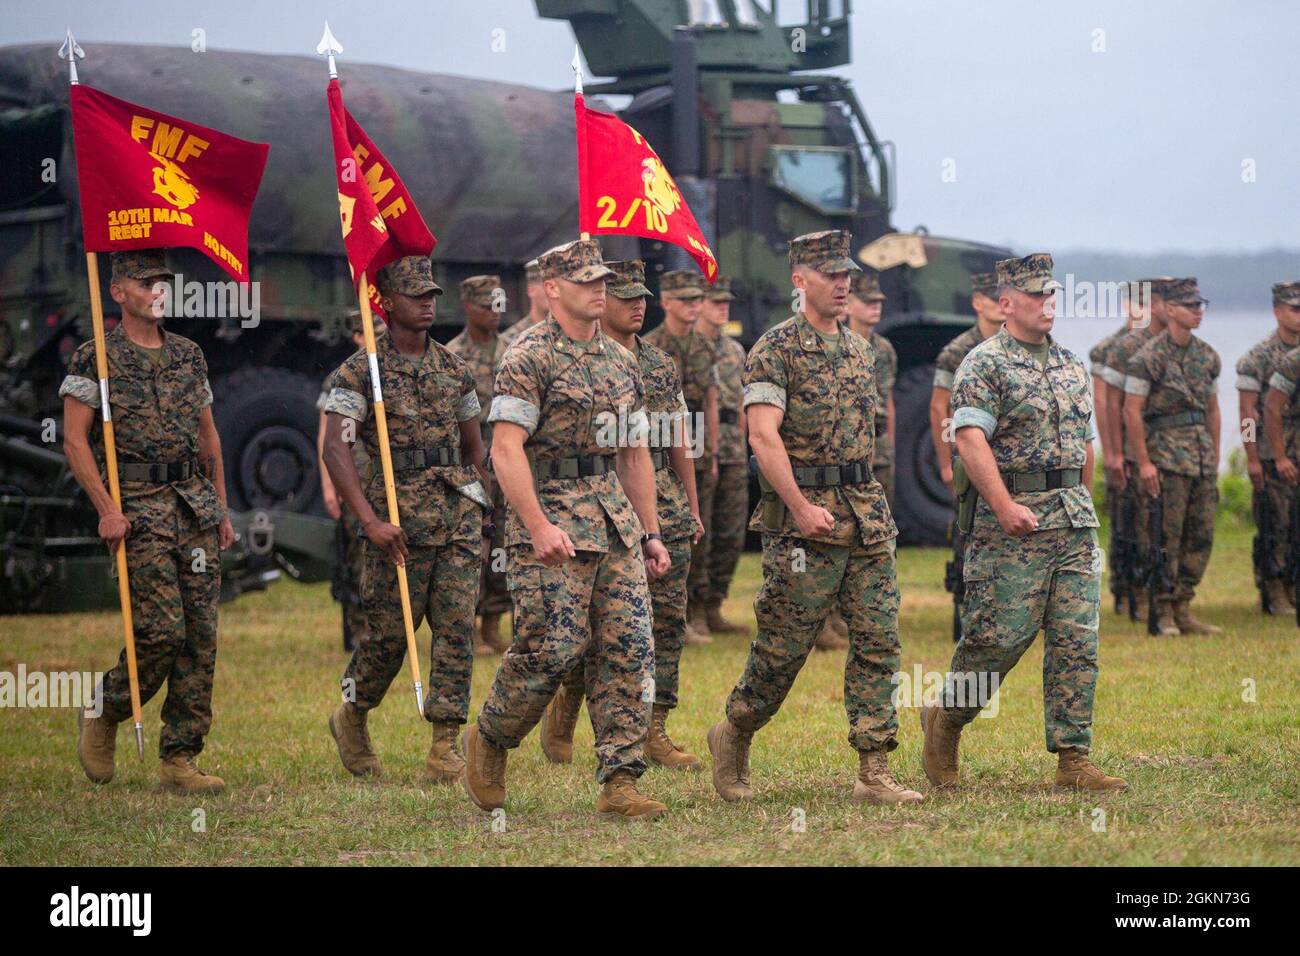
top-left (322, 255), bottom-right (491, 782)
top-left (65, 249), bottom-right (234, 794)
top-left (920, 253), bottom-right (1126, 792)
top-left (708, 230), bottom-right (922, 806)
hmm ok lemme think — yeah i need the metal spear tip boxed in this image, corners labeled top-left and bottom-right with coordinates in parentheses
top-left (316, 21), bottom-right (343, 56)
top-left (58, 28), bottom-right (85, 61)
top-left (134, 722), bottom-right (145, 759)
top-left (571, 45), bottom-right (584, 95)
top-left (413, 682), bottom-right (425, 718)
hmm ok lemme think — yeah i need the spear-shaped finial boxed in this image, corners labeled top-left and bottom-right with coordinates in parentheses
top-left (572, 44), bottom-right (584, 96)
top-left (317, 21), bottom-right (343, 79)
top-left (59, 28), bottom-right (85, 85)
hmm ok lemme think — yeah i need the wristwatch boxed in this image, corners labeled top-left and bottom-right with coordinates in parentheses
top-left (641, 532), bottom-right (663, 545)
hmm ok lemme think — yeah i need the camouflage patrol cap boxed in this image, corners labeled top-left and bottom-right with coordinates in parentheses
top-left (970, 271), bottom-right (999, 297)
top-left (110, 248), bottom-right (173, 281)
top-left (1162, 277), bottom-right (1206, 306)
top-left (995, 253), bottom-right (1063, 294)
top-left (1139, 277), bottom-right (1177, 299)
top-left (604, 259), bottom-right (653, 300)
top-left (538, 239), bottom-right (614, 282)
top-left (850, 272), bottom-right (886, 302)
top-left (1273, 281), bottom-right (1300, 307)
top-left (660, 269), bottom-right (707, 300)
top-left (376, 256), bottom-right (443, 297)
top-left (524, 258), bottom-right (542, 282)
top-left (345, 309), bottom-right (364, 334)
top-left (788, 230), bottom-right (860, 274)
top-left (707, 276), bottom-right (735, 302)
top-left (459, 274), bottom-right (500, 307)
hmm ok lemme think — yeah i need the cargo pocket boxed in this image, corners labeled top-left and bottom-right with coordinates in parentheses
top-left (506, 565), bottom-right (549, 654)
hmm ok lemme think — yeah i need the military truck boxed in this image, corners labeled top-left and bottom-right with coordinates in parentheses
top-left (1, 1), bottom-right (1004, 613)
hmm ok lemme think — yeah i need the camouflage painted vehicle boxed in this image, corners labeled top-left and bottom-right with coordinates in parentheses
top-left (0, 1), bottom-right (1000, 614)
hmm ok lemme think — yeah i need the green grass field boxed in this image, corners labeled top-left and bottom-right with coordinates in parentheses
top-left (2, 520), bottom-right (1297, 866)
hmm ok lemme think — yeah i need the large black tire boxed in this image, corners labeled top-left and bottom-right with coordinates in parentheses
top-left (212, 366), bottom-right (324, 515)
top-left (891, 363), bottom-right (954, 546)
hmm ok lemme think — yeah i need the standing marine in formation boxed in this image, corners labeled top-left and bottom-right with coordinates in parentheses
top-left (1238, 281), bottom-right (1300, 614)
top-left (537, 258), bottom-right (706, 771)
top-left (708, 230), bottom-right (922, 806)
top-left (644, 269), bottom-right (720, 645)
top-left (1123, 278), bottom-right (1221, 636)
top-left (697, 275), bottom-right (749, 637)
top-left (64, 249), bottom-right (235, 794)
top-left (496, 258), bottom-right (548, 359)
top-left (446, 274), bottom-right (512, 654)
top-left (460, 239), bottom-right (672, 819)
top-left (920, 253), bottom-right (1126, 793)
top-left (322, 255), bottom-right (491, 782)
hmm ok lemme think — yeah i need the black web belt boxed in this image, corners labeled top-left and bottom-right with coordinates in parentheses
top-left (1146, 410), bottom-right (1206, 432)
top-left (390, 446), bottom-right (461, 471)
top-left (534, 454), bottom-right (616, 480)
top-left (1000, 468), bottom-right (1083, 493)
top-left (791, 459), bottom-right (873, 488)
top-left (119, 459), bottom-right (196, 482)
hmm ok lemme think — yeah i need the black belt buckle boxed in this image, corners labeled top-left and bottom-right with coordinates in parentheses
top-left (821, 466), bottom-right (841, 487)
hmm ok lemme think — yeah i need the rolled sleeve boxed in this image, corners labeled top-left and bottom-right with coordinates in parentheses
top-left (744, 382), bottom-right (786, 410)
top-left (489, 395), bottom-right (540, 434)
top-left (58, 374), bottom-right (100, 409)
top-left (1269, 372), bottom-right (1297, 397)
top-left (455, 389), bottom-right (482, 423)
top-left (932, 368), bottom-right (955, 390)
top-left (324, 387), bottom-right (369, 421)
top-left (1122, 376), bottom-right (1150, 397)
top-left (200, 377), bottom-right (214, 407)
top-left (1235, 374), bottom-right (1262, 393)
top-left (1098, 365), bottom-right (1126, 389)
top-left (952, 406), bottom-right (997, 438)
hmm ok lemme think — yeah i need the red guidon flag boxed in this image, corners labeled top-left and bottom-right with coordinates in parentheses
top-left (69, 85), bottom-right (268, 283)
top-left (327, 78), bottom-right (435, 315)
top-left (575, 93), bottom-right (717, 281)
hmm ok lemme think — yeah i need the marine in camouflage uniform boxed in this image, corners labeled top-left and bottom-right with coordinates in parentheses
top-left (708, 230), bottom-right (922, 806)
top-left (644, 269), bottom-right (720, 641)
top-left (63, 249), bottom-right (231, 794)
top-left (1238, 281), bottom-right (1300, 613)
top-left (539, 259), bottom-right (705, 771)
top-left (461, 239), bottom-right (671, 819)
top-left (323, 255), bottom-right (490, 782)
top-left (920, 252), bottom-right (1126, 793)
top-left (1123, 277), bottom-right (1222, 636)
top-left (698, 276), bottom-right (750, 635)
top-left (318, 311), bottom-right (374, 653)
top-left (848, 272), bottom-right (896, 501)
top-left (446, 274), bottom-right (512, 654)
top-left (495, 258), bottom-right (547, 360)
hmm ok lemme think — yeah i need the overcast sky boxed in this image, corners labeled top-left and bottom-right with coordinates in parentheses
top-left (6, 0), bottom-right (1295, 253)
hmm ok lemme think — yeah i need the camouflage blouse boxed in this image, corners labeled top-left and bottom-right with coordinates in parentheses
top-left (635, 335), bottom-right (695, 543)
top-left (1236, 329), bottom-right (1294, 461)
top-left (712, 333), bottom-right (747, 464)
top-left (871, 330), bottom-right (897, 466)
top-left (642, 322), bottom-right (719, 458)
top-left (932, 324), bottom-right (988, 391)
top-left (60, 325), bottom-right (223, 533)
top-left (445, 328), bottom-right (499, 446)
top-left (1123, 331), bottom-right (1220, 478)
top-left (1264, 344), bottom-right (1300, 461)
top-left (951, 326), bottom-right (1098, 531)
top-left (744, 313), bottom-right (895, 547)
top-left (325, 333), bottom-right (485, 546)
top-left (490, 316), bottom-right (646, 553)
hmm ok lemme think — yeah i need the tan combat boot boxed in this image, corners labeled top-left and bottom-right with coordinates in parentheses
top-left (706, 719), bottom-right (753, 802)
top-left (475, 613), bottom-right (510, 657)
top-left (853, 749), bottom-right (924, 805)
top-left (705, 605), bottom-right (745, 635)
top-left (1055, 748), bottom-right (1128, 791)
top-left (1174, 601), bottom-right (1222, 635)
top-left (426, 721), bottom-right (466, 784)
top-left (1132, 587), bottom-right (1149, 623)
top-left (538, 683), bottom-right (583, 764)
top-left (77, 710), bottom-right (117, 784)
top-left (159, 753), bottom-right (226, 794)
top-left (644, 704), bottom-right (701, 770)
top-left (919, 705), bottom-right (962, 787)
top-left (1265, 580), bottom-right (1292, 615)
top-left (328, 702), bottom-right (382, 777)
top-left (814, 617), bottom-right (849, 651)
top-left (597, 769), bottom-right (668, 819)
top-left (460, 724), bottom-right (507, 811)
top-left (685, 608), bottom-right (714, 645)
top-left (1155, 605), bottom-right (1181, 636)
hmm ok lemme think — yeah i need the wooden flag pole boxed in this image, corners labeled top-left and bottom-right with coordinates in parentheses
top-left (86, 251), bottom-right (146, 759)
top-left (356, 272), bottom-right (424, 718)
top-left (63, 30), bottom-right (145, 758)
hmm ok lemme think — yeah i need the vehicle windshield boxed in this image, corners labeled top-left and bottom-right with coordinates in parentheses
top-left (770, 146), bottom-right (855, 215)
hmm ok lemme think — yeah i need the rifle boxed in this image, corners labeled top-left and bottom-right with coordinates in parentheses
top-left (1109, 480), bottom-right (1136, 617)
top-left (1145, 493), bottom-right (1167, 636)
top-left (943, 519), bottom-right (965, 644)
top-left (1251, 485), bottom-right (1277, 615)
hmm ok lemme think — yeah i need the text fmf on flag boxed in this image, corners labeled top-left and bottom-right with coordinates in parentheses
top-left (574, 92), bottom-right (717, 281)
top-left (69, 85), bottom-right (268, 283)
top-left (326, 78), bottom-right (435, 315)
